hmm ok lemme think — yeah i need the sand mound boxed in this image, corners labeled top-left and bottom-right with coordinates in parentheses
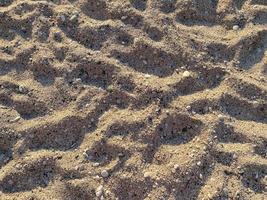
top-left (0, 0), bottom-right (266, 199)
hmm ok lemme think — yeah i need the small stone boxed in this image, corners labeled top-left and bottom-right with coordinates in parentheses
top-left (233, 25), bottom-right (239, 31)
top-left (60, 15), bottom-right (66, 22)
top-left (94, 175), bottom-right (101, 180)
top-left (106, 85), bottom-right (114, 93)
top-left (82, 152), bottom-right (88, 159)
top-left (74, 78), bottom-right (82, 84)
top-left (233, 154), bottom-right (238, 159)
top-left (223, 187), bottom-right (229, 195)
top-left (96, 185), bottom-right (104, 197)
top-left (218, 114), bottom-right (224, 121)
top-left (172, 164), bottom-right (180, 173)
top-left (173, 164), bottom-right (179, 170)
top-left (186, 106), bottom-right (191, 111)
top-left (252, 100), bottom-right (258, 106)
top-left (144, 172), bottom-right (151, 178)
top-left (118, 153), bottom-right (124, 157)
top-left (259, 76), bottom-right (265, 82)
top-left (10, 116), bottom-right (21, 123)
top-left (92, 162), bottom-right (100, 167)
top-left (18, 85), bottom-right (26, 93)
top-left (70, 14), bottom-right (78, 22)
top-left (101, 170), bottom-right (109, 178)
top-left (182, 71), bottom-right (191, 78)
top-left (144, 74), bottom-right (151, 78)
top-left (197, 161), bottom-right (201, 166)
top-left (199, 173), bottom-right (203, 179)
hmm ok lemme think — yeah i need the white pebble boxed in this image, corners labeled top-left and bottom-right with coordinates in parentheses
top-left (233, 25), bottom-right (239, 31)
top-left (144, 74), bottom-right (151, 78)
top-left (70, 14), bottom-right (78, 22)
top-left (218, 114), bottom-right (224, 121)
top-left (101, 170), bottom-right (109, 178)
top-left (92, 162), bottom-right (100, 167)
top-left (173, 164), bottom-right (179, 170)
top-left (96, 185), bottom-right (104, 197)
top-left (18, 85), bottom-right (25, 93)
top-left (182, 71), bottom-right (191, 78)
top-left (94, 175), bottom-right (101, 180)
top-left (82, 152), bottom-right (88, 158)
top-left (144, 172), bottom-right (151, 178)
top-left (10, 116), bottom-right (21, 123)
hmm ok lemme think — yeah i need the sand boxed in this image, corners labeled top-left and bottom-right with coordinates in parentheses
top-left (0, 0), bottom-right (266, 199)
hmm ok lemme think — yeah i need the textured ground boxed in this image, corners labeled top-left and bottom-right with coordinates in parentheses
top-left (0, 0), bottom-right (267, 199)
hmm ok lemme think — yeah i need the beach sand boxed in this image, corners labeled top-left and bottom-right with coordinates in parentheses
top-left (0, 0), bottom-right (266, 199)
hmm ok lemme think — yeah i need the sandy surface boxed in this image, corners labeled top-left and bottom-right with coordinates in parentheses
top-left (0, 0), bottom-right (267, 199)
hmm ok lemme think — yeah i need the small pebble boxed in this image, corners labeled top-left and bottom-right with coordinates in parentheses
top-left (233, 154), bottom-right (238, 159)
top-left (233, 25), bottom-right (239, 31)
top-left (144, 74), bottom-right (151, 78)
top-left (218, 114), bottom-right (224, 121)
top-left (10, 116), bottom-right (21, 123)
top-left (96, 185), bottom-right (104, 197)
top-left (94, 175), bottom-right (101, 180)
top-left (18, 85), bottom-right (26, 93)
top-left (92, 162), bottom-right (100, 167)
top-left (82, 152), bottom-right (88, 159)
top-left (101, 170), bottom-right (109, 178)
top-left (197, 161), bottom-right (201, 166)
top-left (173, 164), bottom-right (179, 170)
top-left (223, 187), bottom-right (229, 195)
top-left (60, 15), bottom-right (66, 22)
top-left (70, 14), bottom-right (78, 22)
top-left (118, 153), bottom-right (124, 157)
top-left (143, 60), bottom-right (148, 65)
top-left (182, 71), bottom-right (191, 78)
top-left (144, 172), bottom-right (151, 178)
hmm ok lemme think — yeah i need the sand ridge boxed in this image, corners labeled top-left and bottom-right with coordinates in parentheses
top-left (0, 0), bottom-right (266, 199)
